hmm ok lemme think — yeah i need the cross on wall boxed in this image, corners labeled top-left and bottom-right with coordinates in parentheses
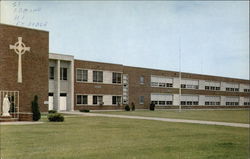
top-left (9, 37), bottom-right (30, 83)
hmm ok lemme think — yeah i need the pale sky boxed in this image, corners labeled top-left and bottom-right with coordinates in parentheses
top-left (0, 1), bottom-right (249, 79)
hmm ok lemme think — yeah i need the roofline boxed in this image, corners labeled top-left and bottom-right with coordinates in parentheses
top-left (124, 65), bottom-right (250, 81)
top-left (0, 23), bottom-right (49, 33)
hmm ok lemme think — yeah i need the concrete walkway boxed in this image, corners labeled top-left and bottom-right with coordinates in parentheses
top-left (0, 121), bottom-right (44, 125)
top-left (63, 112), bottom-right (249, 128)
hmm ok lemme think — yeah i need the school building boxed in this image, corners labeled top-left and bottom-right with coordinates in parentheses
top-left (0, 24), bottom-right (249, 121)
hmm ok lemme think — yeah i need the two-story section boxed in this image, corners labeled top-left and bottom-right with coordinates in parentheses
top-left (74, 60), bottom-right (123, 110)
top-left (124, 66), bottom-right (250, 109)
top-left (48, 53), bottom-right (74, 111)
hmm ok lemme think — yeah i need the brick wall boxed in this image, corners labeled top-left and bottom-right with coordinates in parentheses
top-left (0, 24), bottom-right (49, 119)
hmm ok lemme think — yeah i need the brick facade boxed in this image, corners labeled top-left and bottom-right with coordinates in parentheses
top-left (0, 24), bottom-right (48, 120)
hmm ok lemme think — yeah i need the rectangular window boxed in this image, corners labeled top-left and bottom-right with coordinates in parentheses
top-left (77, 69), bottom-right (88, 82)
top-left (93, 96), bottom-right (103, 105)
top-left (49, 67), bottom-right (54, 80)
top-left (112, 72), bottom-right (122, 84)
top-left (205, 86), bottom-right (209, 90)
top-left (166, 101), bottom-right (172, 105)
top-left (139, 96), bottom-right (144, 104)
top-left (181, 101), bottom-right (186, 105)
top-left (181, 84), bottom-right (186, 88)
top-left (216, 87), bottom-right (220, 90)
top-left (151, 82), bottom-right (158, 87)
top-left (76, 95), bottom-right (88, 105)
top-left (93, 71), bottom-right (103, 82)
top-left (140, 76), bottom-right (144, 84)
top-left (112, 96), bottom-right (122, 105)
top-left (152, 101), bottom-right (158, 105)
top-left (159, 101), bottom-right (165, 105)
top-left (60, 68), bottom-right (67, 80)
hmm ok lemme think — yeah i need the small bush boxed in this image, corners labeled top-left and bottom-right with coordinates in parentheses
top-left (125, 104), bottom-right (130, 111)
top-left (131, 102), bottom-right (135, 111)
top-left (48, 113), bottom-right (64, 122)
top-left (149, 102), bottom-right (155, 111)
top-left (79, 109), bottom-right (90, 112)
top-left (48, 110), bottom-right (57, 114)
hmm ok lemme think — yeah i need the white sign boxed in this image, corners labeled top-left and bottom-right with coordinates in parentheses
top-left (44, 101), bottom-right (49, 105)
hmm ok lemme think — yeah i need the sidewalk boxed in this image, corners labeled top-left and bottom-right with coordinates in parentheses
top-left (0, 121), bottom-right (44, 125)
top-left (63, 111), bottom-right (249, 128)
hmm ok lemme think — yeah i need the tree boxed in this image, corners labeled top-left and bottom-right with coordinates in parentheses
top-left (32, 95), bottom-right (41, 121)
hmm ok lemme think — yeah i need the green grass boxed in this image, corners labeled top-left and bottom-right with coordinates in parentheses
top-left (0, 116), bottom-right (249, 159)
top-left (94, 110), bottom-right (250, 124)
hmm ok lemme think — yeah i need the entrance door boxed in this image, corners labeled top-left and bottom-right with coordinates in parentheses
top-left (48, 93), bottom-right (54, 110)
top-left (60, 93), bottom-right (67, 111)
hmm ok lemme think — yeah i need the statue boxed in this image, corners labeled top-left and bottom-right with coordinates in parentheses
top-left (2, 95), bottom-right (11, 116)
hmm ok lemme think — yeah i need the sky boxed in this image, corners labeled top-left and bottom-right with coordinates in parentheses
top-left (0, 1), bottom-right (249, 79)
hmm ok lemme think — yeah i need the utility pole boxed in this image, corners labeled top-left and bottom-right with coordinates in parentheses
top-left (179, 37), bottom-right (182, 112)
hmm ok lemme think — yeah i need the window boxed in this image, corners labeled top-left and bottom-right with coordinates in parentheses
top-left (205, 86), bottom-right (220, 91)
top-left (181, 101), bottom-right (186, 105)
top-left (77, 95), bottom-right (88, 105)
top-left (49, 67), bottom-right (54, 80)
top-left (166, 101), bottom-right (172, 105)
top-left (216, 87), bottom-right (220, 90)
top-left (159, 101), bottom-right (165, 105)
top-left (244, 102), bottom-right (250, 105)
top-left (93, 71), bottom-right (103, 82)
top-left (244, 89), bottom-right (250, 92)
top-left (60, 68), bottom-right (67, 80)
top-left (77, 69), bottom-right (88, 82)
top-left (93, 96), bottom-right (103, 105)
top-left (182, 84), bottom-right (198, 89)
top-left (226, 87), bottom-right (239, 92)
top-left (152, 101), bottom-right (158, 105)
top-left (112, 72), bottom-right (122, 84)
top-left (48, 93), bottom-right (53, 96)
top-left (139, 96), bottom-right (144, 104)
top-left (151, 82), bottom-right (158, 87)
top-left (112, 96), bottom-right (122, 105)
top-left (140, 76), bottom-right (144, 84)
top-left (181, 84), bottom-right (186, 88)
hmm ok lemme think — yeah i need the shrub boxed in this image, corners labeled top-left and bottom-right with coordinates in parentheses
top-left (125, 104), bottom-right (130, 111)
top-left (149, 102), bottom-right (155, 111)
top-left (48, 113), bottom-right (64, 122)
top-left (79, 109), bottom-right (90, 112)
top-left (31, 95), bottom-right (41, 121)
top-left (131, 102), bottom-right (135, 111)
top-left (48, 110), bottom-right (57, 114)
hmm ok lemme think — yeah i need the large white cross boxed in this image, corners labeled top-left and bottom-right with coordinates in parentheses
top-left (9, 37), bottom-right (30, 83)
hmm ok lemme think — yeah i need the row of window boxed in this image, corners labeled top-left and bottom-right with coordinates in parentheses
top-left (205, 86), bottom-right (220, 91)
top-left (225, 102), bottom-right (239, 106)
top-left (49, 67), bottom-right (68, 80)
top-left (180, 101), bottom-right (199, 105)
top-left (226, 87), bottom-right (239, 92)
top-left (151, 101), bottom-right (173, 106)
top-left (244, 102), bottom-right (250, 105)
top-left (151, 82), bottom-right (173, 88)
top-left (181, 84), bottom-right (199, 89)
top-left (76, 95), bottom-right (122, 105)
top-left (244, 89), bottom-right (250, 92)
top-left (77, 69), bottom-right (122, 83)
top-left (205, 102), bottom-right (220, 105)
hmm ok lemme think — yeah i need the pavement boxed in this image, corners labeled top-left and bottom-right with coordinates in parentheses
top-left (63, 111), bottom-right (249, 128)
top-left (0, 121), bottom-right (44, 125)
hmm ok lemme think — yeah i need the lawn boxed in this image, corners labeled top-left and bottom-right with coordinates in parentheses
top-left (0, 115), bottom-right (249, 159)
top-left (94, 110), bottom-right (250, 124)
